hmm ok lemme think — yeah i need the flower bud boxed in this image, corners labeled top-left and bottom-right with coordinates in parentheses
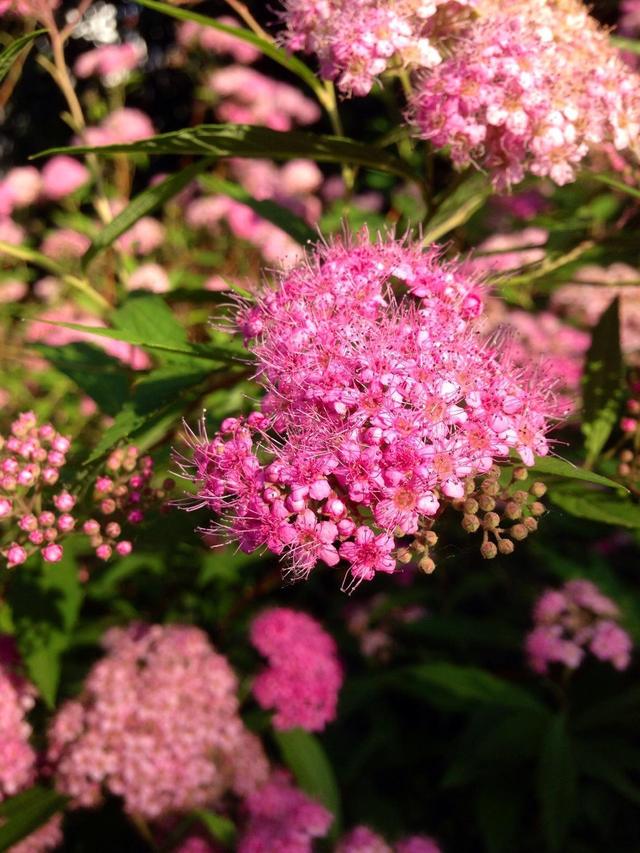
top-left (478, 494), bottom-right (495, 512)
top-left (480, 541), bottom-right (497, 559)
top-left (96, 544), bottom-right (112, 561)
top-left (116, 540), bottom-right (133, 557)
top-left (524, 517), bottom-right (538, 532)
top-left (462, 513), bottom-right (480, 533)
top-left (42, 543), bottom-right (63, 562)
top-left (419, 556), bottom-right (436, 574)
top-left (6, 543), bottom-right (27, 567)
top-left (513, 466), bottom-right (528, 481)
top-left (504, 501), bottom-right (522, 520)
top-left (497, 538), bottom-right (514, 555)
top-left (483, 512), bottom-right (500, 530)
top-left (530, 482), bottom-right (547, 498)
top-left (510, 523), bottom-right (528, 541)
top-left (463, 497), bottom-right (479, 514)
top-left (530, 502), bottom-right (545, 517)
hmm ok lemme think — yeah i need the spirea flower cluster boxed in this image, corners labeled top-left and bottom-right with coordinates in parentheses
top-left (48, 623), bottom-right (269, 819)
top-left (250, 608), bottom-right (343, 731)
top-left (278, 0), bottom-right (473, 96)
top-left (238, 770), bottom-right (332, 853)
top-left (180, 232), bottom-right (557, 588)
top-left (337, 825), bottom-right (442, 853)
top-left (0, 636), bottom-right (62, 853)
top-left (411, 0), bottom-right (640, 188)
top-left (525, 580), bottom-right (633, 674)
top-left (0, 413), bottom-right (166, 568)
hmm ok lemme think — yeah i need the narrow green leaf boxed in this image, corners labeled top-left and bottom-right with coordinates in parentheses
top-left (423, 172), bottom-right (491, 244)
top-left (9, 548), bottom-right (83, 708)
top-left (0, 29), bottom-right (45, 84)
top-left (0, 240), bottom-right (65, 275)
top-left (83, 158), bottom-right (215, 268)
top-left (592, 173), bottom-right (640, 200)
top-left (192, 810), bottom-right (236, 848)
top-left (549, 484), bottom-right (640, 529)
top-left (611, 35), bottom-right (640, 55)
top-left (34, 124), bottom-right (417, 183)
top-left (274, 728), bottom-right (341, 836)
top-left (135, 0), bottom-right (323, 98)
top-left (537, 714), bottom-right (576, 853)
top-left (199, 174), bottom-right (315, 245)
top-left (474, 779), bottom-right (525, 853)
top-left (407, 663), bottom-right (545, 713)
top-left (0, 788), bottom-right (67, 849)
top-left (528, 456), bottom-right (626, 492)
top-left (582, 297), bottom-right (624, 464)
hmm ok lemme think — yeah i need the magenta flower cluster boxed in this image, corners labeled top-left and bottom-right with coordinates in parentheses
top-left (411, 0), bottom-right (640, 188)
top-left (278, 0), bottom-right (472, 96)
top-left (48, 624), bottom-right (269, 818)
top-left (250, 608), bottom-right (343, 731)
top-left (181, 232), bottom-right (555, 588)
top-left (525, 580), bottom-right (633, 674)
top-left (0, 636), bottom-right (62, 853)
top-left (337, 825), bottom-right (442, 853)
top-left (238, 769), bottom-right (332, 853)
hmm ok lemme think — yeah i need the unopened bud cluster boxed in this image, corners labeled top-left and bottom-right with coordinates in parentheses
top-left (0, 412), bottom-right (166, 569)
top-left (451, 466), bottom-right (547, 559)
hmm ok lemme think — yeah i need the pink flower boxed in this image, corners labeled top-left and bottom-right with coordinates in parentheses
top-left (250, 608), bottom-right (343, 732)
top-left (127, 263), bottom-right (170, 293)
top-left (177, 17), bottom-right (260, 63)
top-left (0, 166), bottom-right (41, 215)
top-left (336, 826), bottom-right (392, 853)
top-left (74, 42), bottom-right (144, 81)
top-left (339, 527), bottom-right (396, 586)
top-left (116, 216), bottom-right (165, 255)
top-left (40, 156), bottom-right (90, 200)
top-left (40, 228), bottom-right (90, 260)
top-left (82, 108), bottom-right (155, 147)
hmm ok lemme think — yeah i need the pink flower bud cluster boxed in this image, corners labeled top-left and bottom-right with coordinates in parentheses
top-left (177, 16), bottom-right (261, 63)
top-left (180, 232), bottom-right (557, 588)
top-left (250, 608), bottom-right (343, 731)
top-left (337, 825), bottom-right (442, 853)
top-left (74, 42), bottom-right (145, 83)
top-left (238, 769), bottom-right (332, 853)
top-left (48, 623), bottom-right (269, 819)
top-left (0, 636), bottom-right (62, 852)
top-left (278, 0), bottom-right (473, 96)
top-left (411, 0), bottom-right (640, 188)
top-left (525, 580), bottom-right (633, 674)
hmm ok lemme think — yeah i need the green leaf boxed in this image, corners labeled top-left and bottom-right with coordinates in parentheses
top-left (592, 172), bottom-right (640, 201)
top-left (0, 787), bottom-right (67, 849)
top-left (82, 158), bottom-right (215, 268)
top-left (8, 548), bottom-right (83, 708)
top-left (191, 810), bottom-right (236, 848)
top-left (576, 739), bottom-right (640, 807)
top-left (474, 778), bottom-right (525, 853)
top-left (549, 483), bottom-right (640, 528)
top-left (527, 456), bottom-right (626, 492)
top-left (135, 0), bottom-right (323, 98)
top-left (407, 663), bottom-right (545, 712)
top-left (611, 35), bottom-right (640, 56)
top-left (34, 342), bottom-right (130, 417)
top-left (422, 172), bottom-right (492, 244)
top-left (35, 124), bottom-right (417, 183)
top-left (274, 728), bottom-right (341, 836)
top-left (537, 714), bottom-right (576, 853)
top-left (575, 687), bottom-right (640, 731)
top-left (0, 29), bottom-right (46, 84)
top-left (582, 297), bottom-right (624, 464)
top-left (199, 174), bottom-right (315, 245)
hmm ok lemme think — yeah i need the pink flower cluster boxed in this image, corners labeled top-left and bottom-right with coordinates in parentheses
top-left (337, 825), bottom-right (441, 853)
top-left (411, 0), bottom-right (640, 188)
top-left (0, 411), bottom-right (164, 568)
top-left (74, 42), bottom-right (145, 82)
top-left (278, 0), bottom-right (472, 96)
top-left (82, 108), bottom-right (155, 147)
top-left (525, 580), bottom-right (633, 674)
top-left (180, 232), bottom-right (556, 588)
top-left (0, 636), bottom-right (62, 852)
top-left (238, 769), bottom-right (332, 853)
top-left (177, 16), bottom-right (261, 63)
top-left (48, 624), bottom-right (269, 819)
top-left (250, 608), bottom-right (343, 731)
top-left (0, 0), bottom-right (59, 19)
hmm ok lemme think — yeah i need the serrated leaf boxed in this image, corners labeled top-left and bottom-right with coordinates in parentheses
top-left (422, 172), bottom-right (491, 244)
top-left (582, 297), bottom-right (624, 464)
top-left (0, 787), bottom-right (67, 849)
top-left (549, 484), bottom-right (640, 528)
top-left (537, 714), bottom-right (576, 853)
top-left (408, 663), bottom-right (545, 713)
top-left (34, 342), bottom-right (130, 417)
top-left (274, 728), bottom-right (341, 836)
top-left (34, 124), bottom-right (417, 183)
top-left (199, 174), bottom-right (315, 245)
top-left (528, 456), bottom-right (626, 492)
top-left (83, 158), bottom-right (215, 268)
top-left (8, 548), bottom-right (83, 707)
top-left (0, 29), bottom-right (45, 84)
top-left (135, 0), bottom-right (322, 97)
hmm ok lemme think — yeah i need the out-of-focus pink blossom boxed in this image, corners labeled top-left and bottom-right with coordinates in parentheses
top-left (40, 156), bottom-right (90, 201)
top-left (250, 608), bottom-right (343, 732)
top-left (0, 279), bottom-right (28, 303)
top-left (337, 826), bottom-right (392, 853)
top-left (117, 217), bottom-right (165, 255)
top-left (0, 0), bottom-right (59, 18)
top-left (127, 263), bottom-right (171, 293)
top-left (0, 218), bottom-right (25, 246)
top-left (82, 108), bottom-right (155, 147)
top-left (465, 228), bottom-right (548, 276)
top-left (49, 624), bottom-right (269, 818)
top-left (526, 579), bottom-right (632, 673)
top-left (40, 228), bottom-right (90, 260)
top-left (0, 167), bottom-right (41, 216)
top-left (74, 41), bottom-right (145, 81)
top-left (177, 16), bottom-right (260, 63)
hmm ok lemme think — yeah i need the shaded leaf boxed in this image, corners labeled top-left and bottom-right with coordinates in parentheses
top-left (83, 158), bottom-right (215, 267)
top-left (474, 778), bottom-right (525, 853)
top-left (537, 714), bottom-right (576, 853)
top-left (582, 297), bottom-right (624, 464)
top-left (549, 484), bottom-right (640, 529)
top-left (592, 172), bottom-right (640, 200)
top-left (422, 172), bottom-right (491, 243)
top-left (192, 810), bottom-right (236, 848)
top-left (35, 124), bottom-right (417, 183)
top-left (528, 456), bottom-right (626, 492)
top-left (274, 728), bottom-right (341, 836)
top-left (0, 787), bottom-right (67, 849)
top-left (0, 29), bottom-right (45, 83)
